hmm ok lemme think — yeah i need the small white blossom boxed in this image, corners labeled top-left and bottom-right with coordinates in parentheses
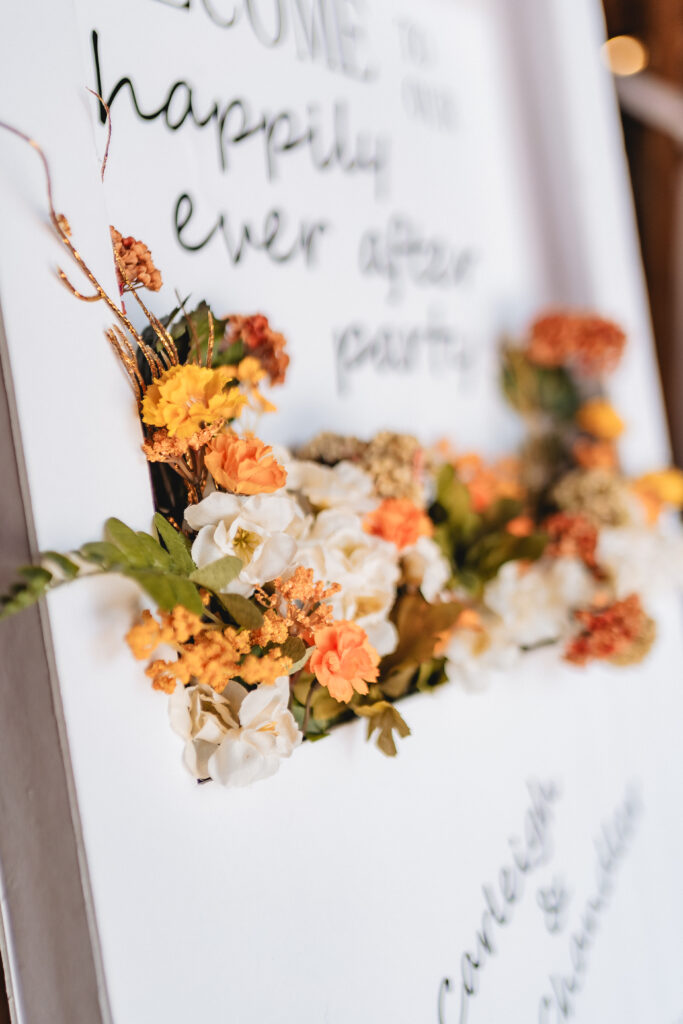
top-left (185, 491), bottom-right (309, 597)
top-left (285, 457), bottom-right (376, 513)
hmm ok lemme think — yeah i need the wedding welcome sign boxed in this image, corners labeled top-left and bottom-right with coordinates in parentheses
top-left (0, 1), bottom-right (682, 1023)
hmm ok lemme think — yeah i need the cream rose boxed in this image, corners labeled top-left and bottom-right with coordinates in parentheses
top-left (292, 509), bottom-right (401, 656)
top-left (285, 457), bottom-right (377, 513)
top-left (169, 677), bottom-right (301, 788)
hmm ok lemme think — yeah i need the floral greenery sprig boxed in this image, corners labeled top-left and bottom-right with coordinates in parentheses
top-left (1, 125), bottom-right (682, 788)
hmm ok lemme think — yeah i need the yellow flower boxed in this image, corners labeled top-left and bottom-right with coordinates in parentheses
top-left (576, 398), bottom-right (625, 440)
top-left (634, 469), bottom-right (683, 508)
top-left (141, 364), bottom-right (246, 439)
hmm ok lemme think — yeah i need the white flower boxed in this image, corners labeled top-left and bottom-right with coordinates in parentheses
top-left (597, 522), bottom-right (683, 599)
top-left (169, 677), bottom-right (301, 788)
top-left (483, 557), bottom-right (595, 648)
top-left (293, 509), bottom-right (401, 656)
top-left (185, 491), bottom-right (309, 597)
top-left (444, 620), bottom-right (519, 690)
top-left (285, 457), bottom-right (376, 513)
top-left (401, 536), bottom-right (451, 602)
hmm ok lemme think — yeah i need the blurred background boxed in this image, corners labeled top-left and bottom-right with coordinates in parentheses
top-left (602, 0), bottom-right (683, 464)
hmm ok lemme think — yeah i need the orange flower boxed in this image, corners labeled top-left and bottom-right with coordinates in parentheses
top-left (527, 313), bottom-right (626, 376)
top-left (454, 454), bottom-right (523, 513)
top-left (364, 498), bottom-right (433, 549)
top-left (572, 438), bottom-right (618, 470)
top-left (227, 314), bottom-right (289, 386)
top-left (565, 594), bottom-right (654, 666)
top-left (309, 621), bottom-right (380, 703)
top-left (506, 515), bottom-right (534, 537)
top-left (576, 399), bottom-right (624, 440)
top-left (544, 513), bottom-right (599, 570)
top-left (205, 433), bottom-right (287, 495)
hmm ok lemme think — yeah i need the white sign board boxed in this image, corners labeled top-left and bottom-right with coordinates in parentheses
top-left (0, 1), bottom-right (681, 1022)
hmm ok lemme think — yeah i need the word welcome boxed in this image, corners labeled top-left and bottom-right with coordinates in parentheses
top-left (437, 779), bottom-right (560, 1024)
top-left (151, 0), bottom-right (375, 80)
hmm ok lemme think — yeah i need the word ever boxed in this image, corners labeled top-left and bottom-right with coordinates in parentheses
top-left (332, 312), bottom-right (476, 394)
top-left (152, 0), bottom-right (375, 81)
top-left (538, 787), bottom-right (641, 1023)
top-left (92, 32), bottom-right (389, 193)
top-left (438, 780), bottom-right (561, 1024)
top-left (358, 214), bottom-right (475, 301)
top-left (175, 192), bottom-right (328, 267)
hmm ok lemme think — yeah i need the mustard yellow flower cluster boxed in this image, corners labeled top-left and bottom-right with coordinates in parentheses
top-left (126, 608), bottom-right (291, 694)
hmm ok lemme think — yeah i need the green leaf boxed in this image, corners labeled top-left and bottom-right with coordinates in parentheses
top-left (381, 593), bottom-right (461, 674)
top-left (219, 593), bottom-right (264, 629)
top-left (415, 658), bottom-right (448, 693)
top-left (502, 347), bottom-right (579, 421)
top-left (105, 518), bottom-right (153, 568)
top-left (169, 300), bottom-right (230, 364)
top-left (465, 530), bottom-right (548, 582)
top-left (190, 556), bottom-right (243, 592)
top-left (292, 674), bottom-right (314, 706)
top-left (126, 569), bottom-right (203, 615)
top-left (354, 701), bottom-right (411, 757)
top-left (311, 689), bottom-right (346, 723)
top-left (18, 566), bottom-right (53, 587)
top-left (0, 566), bottom-right (53, 620)
top-left (481, 498), bottom-right (523, 531)
top-left (41, 551), bottom-right (79, 579)
top-left (379, 665), bottom-right (416, 699)
top-left (79, 541), bottom-right (124, 567)
top-left (154, 514), bottom-right (195, 575)
top-left (278, 636), bottom-right (312, 674)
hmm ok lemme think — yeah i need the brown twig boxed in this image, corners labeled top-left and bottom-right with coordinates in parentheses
top-left (86, 89), bottom-right (112, 182)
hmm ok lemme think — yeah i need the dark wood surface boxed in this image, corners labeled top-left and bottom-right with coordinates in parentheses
top-left (604, 0), bottom-right (683, 461)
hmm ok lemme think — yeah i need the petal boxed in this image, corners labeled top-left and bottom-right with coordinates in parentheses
top-left (168, 684), bottom-right (191, 739)
top-left (248, 534), bottom-right (298, 584)
top-left (238, 678), bottom-right (289, 729)
top-left (362, 618), bottom-right (398, 657)
top-left (191, 525), bottom-right (227, 568)
top-left (241, 493), bottom-right (303, 532)
top-left (184, 492), bottom-right (243, 531)
top-left (209, 734), bottom-right (280, 787)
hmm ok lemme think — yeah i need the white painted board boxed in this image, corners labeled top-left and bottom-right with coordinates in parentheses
top-left (0, 1), bottom-right (681, 1022)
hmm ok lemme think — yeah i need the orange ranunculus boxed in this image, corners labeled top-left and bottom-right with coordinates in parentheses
top-left (364, 497), bottom-right (433, 549)
top-left (453, 453), bottom-right (523, 513)
top-left (309, 621), bottom-right (380, 703)
top-left (527, 313), bottom-right (626, 376)
top-left (205, 433), bottom-right (287, 495)
top-left (505, 515), bottom-right (534, 537)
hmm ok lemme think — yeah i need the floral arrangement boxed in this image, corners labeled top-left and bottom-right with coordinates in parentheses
top-left (2, 128), bottom-right (682, 789)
